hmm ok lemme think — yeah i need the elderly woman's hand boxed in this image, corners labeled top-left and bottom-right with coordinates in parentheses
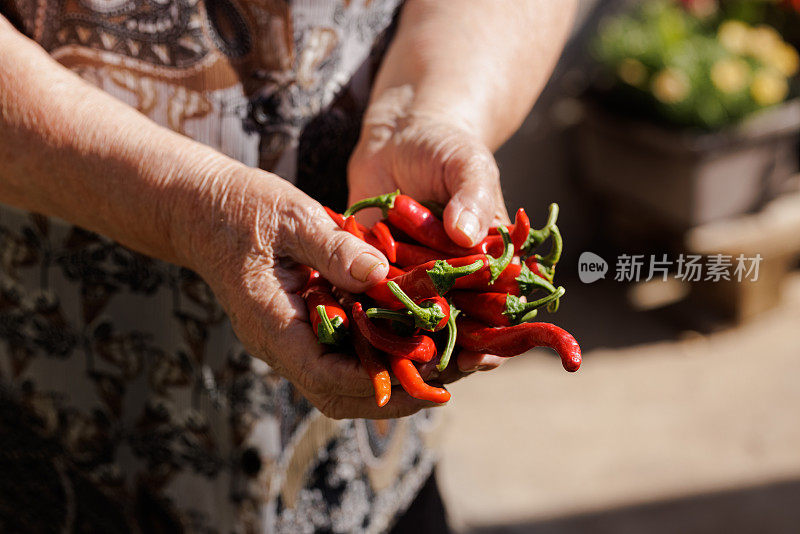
top-left (348, 88), bottom-right (510, 377)
top-left (173, 164), bottom-right (440, 419)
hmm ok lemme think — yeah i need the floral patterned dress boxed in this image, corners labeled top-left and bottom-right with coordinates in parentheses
top-left (0, 1), bottom-right (444, 532)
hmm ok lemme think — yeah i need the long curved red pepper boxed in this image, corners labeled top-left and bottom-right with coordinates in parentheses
top-left (345, 191), bottom-right (472, 257)
top-left (451, 287), bottom-right (564, 327)
top-left (352, 302), bottom-right (436, 363)
top-left (389, 355), bottom-right (451, 403)
top-left (456, 317), bottom-right (581, 372)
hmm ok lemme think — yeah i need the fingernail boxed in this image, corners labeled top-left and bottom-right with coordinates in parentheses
top-left (456, 210), bottom-right (480, 244)
top-left (350, 253), bottom-right (385, 283)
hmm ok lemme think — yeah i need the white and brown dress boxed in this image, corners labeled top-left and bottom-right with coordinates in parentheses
top-left (0, 1), bottom-right (444, 532)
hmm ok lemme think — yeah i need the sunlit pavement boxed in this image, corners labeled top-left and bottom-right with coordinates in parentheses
top-left (438, 273), bottom-right (800, 533)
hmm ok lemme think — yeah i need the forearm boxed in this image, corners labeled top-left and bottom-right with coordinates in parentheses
top-left (0, 17), bottom-right (243, 265)
top-left (372, 0), bottom-right (577, 149)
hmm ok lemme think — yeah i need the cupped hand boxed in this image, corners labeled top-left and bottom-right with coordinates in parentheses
top-left (347, 88), bottom-right (511, 375)
top-left (174, 163), bottom-right (441, 419)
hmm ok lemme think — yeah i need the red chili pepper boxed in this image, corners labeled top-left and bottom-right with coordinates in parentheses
top-left (351, 318), bottom-right (393, 407)
top-left (395, 241), bottom-right (444, 268)
top-left (366, 258), bottom-right (485, 308)
top-left (491, 204), bottom-right (559, 261)
top-left (324, 206), bottom-right (346, 228)
top-left (343, 215), bottom-right (365, 240)
top-left (298, 266), bottom-right (321, 294)
top-left (451, 287), bottom-right (564, 327)
top-left (389, 355), bottom-right (451, 403)
top-left (440, 226), bottom-right (513, 289)
top-left (475, 208), bottom-right (530, 256)
top-left (511, 208), bottom-right (531, 252)
top-left (345, 191), bottom-right (472, 256)
top-left (303, 279), bottom-right (349, 345)
top-left (456, 317), bottom-right (581, 372)
top-left (370, 221), bottom-right (397, 263)
top-left (327, 207), bottom-right (370, 234)
top-left (352, 302), bottom-right (436, 362)
top-left (387, 265), bottom-right (406, 278)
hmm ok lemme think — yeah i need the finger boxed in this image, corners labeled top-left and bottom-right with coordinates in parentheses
top-left (275, 314), bottom-right (378, 398)
top-left (307, 386), bottom-right (443, 420)
top-left (457, 350), bottom-right (506, 373)
top-left (236, 271), bottom-right (377, 398)
top-left (281, 199), bottom-right (389, 292)
top-left (441, 144), bottom-right (509, 247)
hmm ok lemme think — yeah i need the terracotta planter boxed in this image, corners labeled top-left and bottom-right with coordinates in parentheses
top-left (575, 99), bottom-right (800, 232)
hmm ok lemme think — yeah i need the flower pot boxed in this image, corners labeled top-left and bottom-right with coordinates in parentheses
top-left (575, 99), bottom-right (800, 233)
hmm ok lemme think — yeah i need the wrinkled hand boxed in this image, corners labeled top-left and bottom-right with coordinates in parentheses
top-left (176, 164), bottom-right (440, 419)
top-left (348, 88), bottom-right (509, 375)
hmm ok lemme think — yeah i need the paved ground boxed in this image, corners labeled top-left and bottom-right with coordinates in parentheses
top-left (437, 273), bottom-right (800, 533)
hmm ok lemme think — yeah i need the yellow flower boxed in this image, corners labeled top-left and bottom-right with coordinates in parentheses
top-left (750, 69), bottom-right (789, 106)
top-left (747, 25), bottom-right (783, 63)
top-left (710, 58), bottom-right (750, 94)
top-left (767, 43), bottom-right (800, 78)
top-left (718, 20), bottom-right (750, 55)
top-left (617, 58), bottom-right (648, 88)
top-left (651, 68), bottom-right (690, 104)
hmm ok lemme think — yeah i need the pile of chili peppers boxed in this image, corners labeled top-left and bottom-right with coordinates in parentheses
top-left (299, 190), bottom-right (581, 407)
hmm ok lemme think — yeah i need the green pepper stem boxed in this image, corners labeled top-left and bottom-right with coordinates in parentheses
top-left (343, 190), bottom-right (399, 218)
top-left (437, 305), bottom-right (460, 372)
top-left (488, 226), bottom-right (514, 283)
top-left (365, 307), bottom-right (415, 326)
top-left (426, 259), bottom-right (485, 294)
top-left (515, 263), bottom-right (558, 297)
top-left (521, 203), bottom-right (560, 254)
top-left (505, 287), bottom-right (565, 324)
top-left (315, 305), bottom-right (344, 345)
top-left (545, 203), bottom-right (559, 229)
top-left (536, 224), bottom-right (563, 268)
top-left (386, 281), bottom-right (446, 331)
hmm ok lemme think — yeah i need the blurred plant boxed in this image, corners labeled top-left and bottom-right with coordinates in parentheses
top-left (593, 0), bottom-right (799, 129)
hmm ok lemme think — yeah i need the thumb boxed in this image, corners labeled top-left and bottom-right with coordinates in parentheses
top-left (441, 144), bottom-right (510, 247)
top-left (281, 200), bottom-right (389, 292)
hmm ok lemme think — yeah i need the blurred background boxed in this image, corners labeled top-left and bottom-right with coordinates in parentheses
top-left (436, 1), bottom-right (800, 532)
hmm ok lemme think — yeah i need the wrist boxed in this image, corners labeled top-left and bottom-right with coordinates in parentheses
top-left (362, 85), bottom-right (486, 147)
top-left (151, 140), bottom-right (251, 273)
